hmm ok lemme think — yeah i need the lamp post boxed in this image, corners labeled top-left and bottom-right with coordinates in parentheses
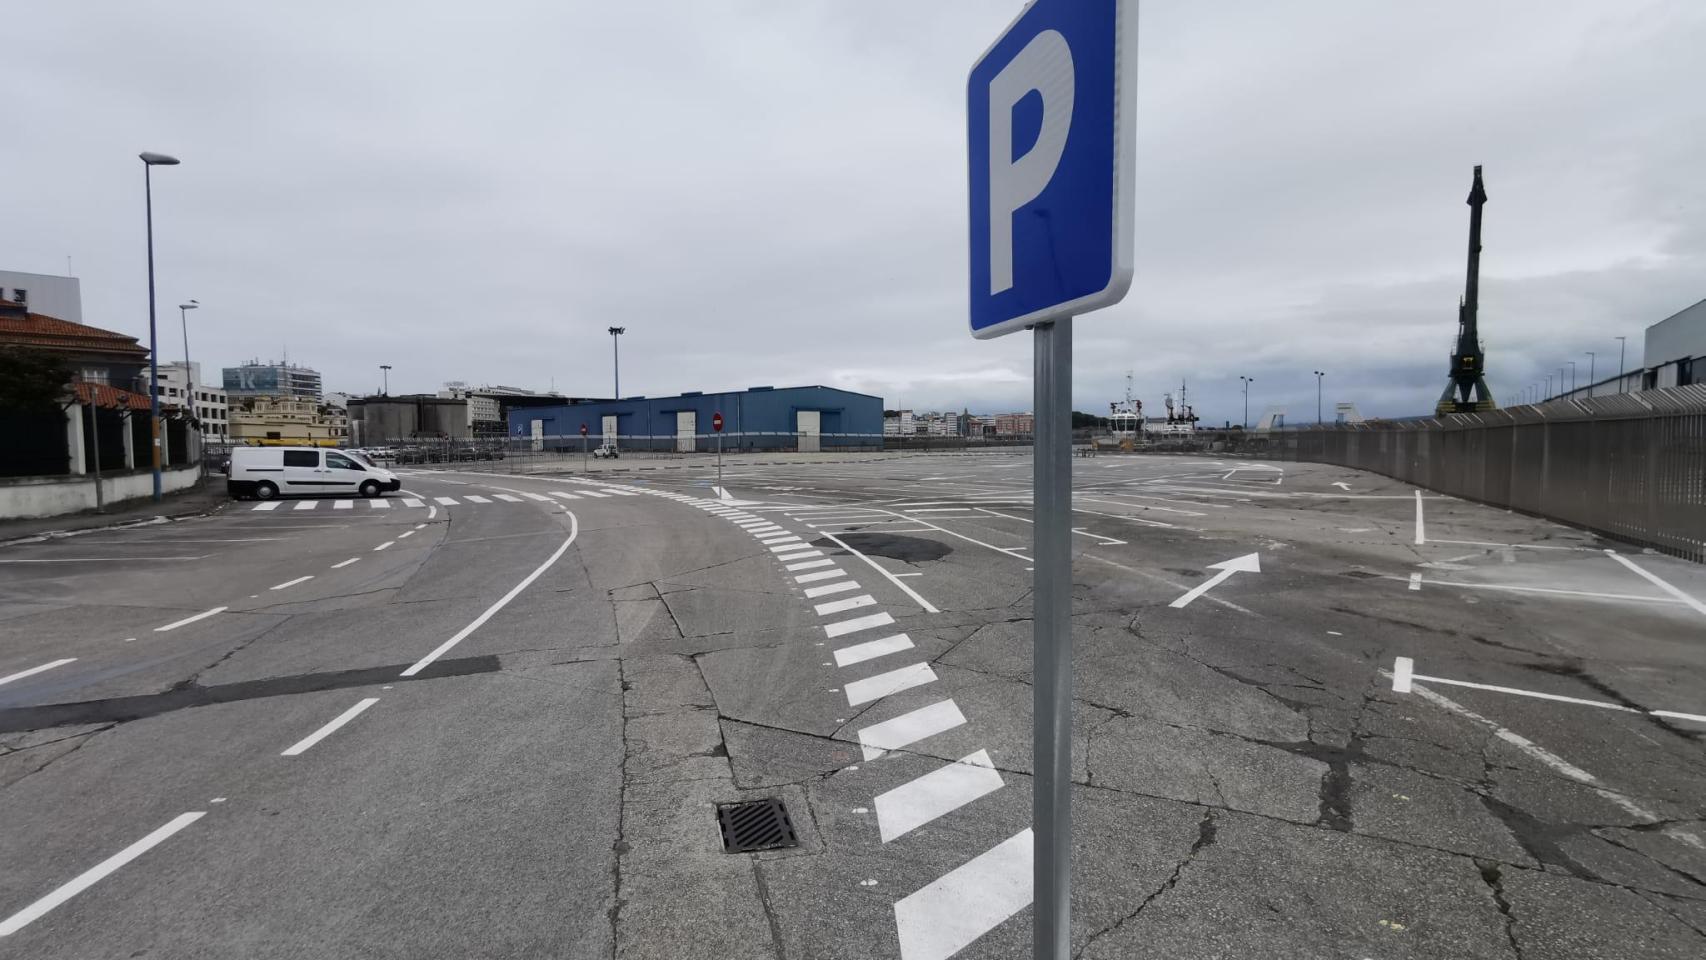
top-left (1312, 371), bottom-right (1325, 425)
top-left (1545, 375), bottom-right (1553, 399)
top-left (1238, 375), bottom-right (1253, 430)
top-left (379, 364), bottom-right (391, 396)
top-left (1558, 367), bottom-right (1567, 398)
top-left (1585, 352), bottom-right (1595, 396)
top-left (177, 300), bottom-right (198, 380)
top-left (1567, 360), bottom-right (1577, 395)
top-left (140, 151), bottom-right (180, 502)
top-left (1615, 336), bottom-right (1627, 393)
top-left (608, 326), bottom-right (626, 399)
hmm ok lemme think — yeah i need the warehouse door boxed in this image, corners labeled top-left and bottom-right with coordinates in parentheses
top-left (602, 415), bottom-right (619, 450)
top-left (796, 410), bottom-right (820, 453)
top-left (676, 411), bottom-right (697, 453)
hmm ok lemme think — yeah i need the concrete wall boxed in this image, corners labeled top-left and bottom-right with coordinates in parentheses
top-left (0, 466), bottom-right (201, 521)
top-left (0, 269), bottom-right (82, 322)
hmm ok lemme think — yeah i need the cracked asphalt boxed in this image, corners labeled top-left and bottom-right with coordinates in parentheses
top-left (0, 452), bottom-right (1702, 959)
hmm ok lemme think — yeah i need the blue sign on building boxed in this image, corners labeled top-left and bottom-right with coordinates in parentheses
top-left (967, 0), bottom-right (1136, 339)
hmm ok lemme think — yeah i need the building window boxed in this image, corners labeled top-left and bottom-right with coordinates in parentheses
top-left (1680, 357), bottom-right (1697, 388)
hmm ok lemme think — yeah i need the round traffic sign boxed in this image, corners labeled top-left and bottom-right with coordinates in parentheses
top-left (712, 412), bottom-right (724, 432)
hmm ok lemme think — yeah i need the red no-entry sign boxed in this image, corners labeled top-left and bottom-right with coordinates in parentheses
top-left (712, 412), bottom-right (724, 432)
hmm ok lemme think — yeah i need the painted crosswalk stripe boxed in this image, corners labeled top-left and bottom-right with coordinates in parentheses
top-left (251, 502), bottom-right (281, 511)
top-left (608, 490), bottom-right (640, 496)
top-left (736, 520), bottom-right (769, 528)
top-left (0, 811), bottom-right (207, 937)
top-left (844, 661), bottom-right (932, 704)
top-left (874, 750), bottom-right (1003, 842)
top-left (893, 829), bottom-right (1032, 960)
top-left (834, 632), bottom-right (914, 667)
top-left (815, 594), bottom-right (875, 616)
top-left (333, 500), bottom-right (354, 510)
top-left (522, 492), bottom-right (553, 502)
top-left (749, 526), bottom-right (786, 535)
top-left (805, 580), bottom-right (861, 598)
top-left (368, 498), bottom-right (391, 509)
top-left (464, 494), bottom-right (492, 504)
top-left (549, 491), bottom-right (580, 500)
top-left (493, 494), bottom-right (523, 502)
top-left (575, 490), bottom-right (610, 498)
top-left (777, 550), bottom-right (823, 562)
top-left (767, 539), bottom-right (805, 550)
top-left (293, 500), bottom-right (317, 511)
top-left (402, 497), bottom-right (424, 507)
top-left (857, 700), bottom-right (966, 760)
top-left (434, 496), bottom-right (458, 506)
top-left (795, 569), bottom-right (848, 584)
top-left (787, 558), bottom-right (835, 571)
top-left (824, 611), bottom-right (894, 638)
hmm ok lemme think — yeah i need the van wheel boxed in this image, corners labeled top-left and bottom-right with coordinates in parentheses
top-left (359, 480), bottom-right (382, 499)
top-left (255, 481), bottom-right (278, 501)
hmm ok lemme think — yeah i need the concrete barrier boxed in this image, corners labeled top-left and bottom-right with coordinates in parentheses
top-left (0, 466), bottom-right (203, 520)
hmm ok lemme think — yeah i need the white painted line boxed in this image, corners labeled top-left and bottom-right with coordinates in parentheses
top-left (1651, 710), bottom-right (1706, 724)
top-left (875, 750), bottom-right (1004, 842)
top-left (844, 661), bottom-right (933, 704)
top-left (736, 521), bottom-right (770, 528)
top-left (333, 500), bottom-right (353, 510)
top-left (796, 569), bottom-right (848, 584)
top-left (366, 498), bottom-right (391, 509)
top-left (428, 505), bottom-right (438, 520)
top-left (777, 550), bottom-right (824, 561)
top-left (401, 515), bottom-right (579, 676)
top-left (857, 699), bottom-right (966, 760)
top-left (331, 558), bottom-right (360, 569)
top-left (154, 606), bottom-right (227, 632)
top-left (749, 526), bottom-right (786, 535)
top-left (824, 611), bottom-right (895, 638)
top-left (1392, 656), bottom-right (1706, 724)
top-left (1169, 554), bottom-right (1261, 609)
top-left (1391, 656), bottom-right (1414, 693)
top-left (434, 496), bottom-right (458, 506)
top-left (787, 558), bottom-right (835, 571)
top-left (464, 495), bottom-right (492, 504)
top-left (491, 493), bottom-right (523, 502)
top-left (1409, 572), bottom-right (1422, 591)
top-left (280, 697), bottom-right (380, 756)
top-left (549, 491), bottom-right (580, 500)
top-left (805, 580), bottom-right (862, 599)
top-left (608, 489), bottom-right (640, 496)
top-left (270, 575), bottom-right (313, 591)
top-left (1414, 489), bottom-right (1425, 545)
top-left (1415, 578), bottom-right (1688, 605)
top-left (522, 492), bottom-right (553, 502)
top-left (764, 537), bottom-right (804, 548)
top-left (835, 633), bottom-right (913, 668)
top-left (819, 531), bottom-right (941, 615)
top-left (893, 828), bottom-right (1031, 960)
top-left (251, 501), bottom-right (281, 511)
top-left (574, 490), bottom-right (610, 498)
top-left (905, 508), bottom-right (974, 514)
top-left (0, 811), bottom-right (205, 938)
top-left (402, 497), bottom-right (424, 507)
top-left (1605, 550), bottom-right (1706, 617)
top-left (398, 531), bottom-right (414, 539)
top-left (374, 541), bottom-right (395, 552)
top-left (816, 594), bottom-right (876, 616)
top-left (293, 500), bottom-right (318, 511)
top-left (0, 658), bottom-right (77, 688)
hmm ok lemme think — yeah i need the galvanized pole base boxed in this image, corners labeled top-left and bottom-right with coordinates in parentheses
top-left (1032, 318), bottom-right (1073, 960)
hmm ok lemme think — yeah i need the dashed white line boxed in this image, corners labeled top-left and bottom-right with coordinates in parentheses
top-left (374, 541), bottom-right (395, 552)
top-left (893, 828), bottom-right (1032, 960)
top-left (834, 633), bottom-right (914, 667)
top-left (331, 558), bottom-right (360, 569)
top-left (824, 611), bottom-right (895, 638)
top-left (154, 606), bottom-right (227, 632)
top-left (815, 594), bottom-right (876, 616)
top-left (796, 569), bottom-right (848, 584)
top-left (777, 550), bottom-right (824, 562)
top-left (434, 496), bottom-right (458, 506)
top-left (805, 580), bottom-right (861, 598)
top-left (787, 558), bottom-right (835, 571)
top-left (0, 812), bottom-right (206, 937)
top-left (844, 661), bottom-right (934, 704)
top-left (857, 700), bottom-right (966, 760)
top-left (874, 750), bottom-right (1004, 842)
top-left (399, 531), bottom-right (415, 539)
top-left (270, 575), bottom-right (313, 591)
top-left (0, 658), bottom-right (77, 687)
top-left (465, 494), bottom-right (493, 504)
top-left (280, 698), bottom-right (380, 756)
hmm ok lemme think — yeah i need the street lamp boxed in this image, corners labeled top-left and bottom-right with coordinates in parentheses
top-left (1615, 336), bottom-right (1627, 393)
top-left (1312, 371), bottom-right (1325, 425)
top-left (379, 364), bottom-right (391, 396)
top-left (608, 326), bottom-right (626, 399)
top-left (1545, 374), bottom-right (1553, 399)
top-left (1567, 360), bottom-right (1577, 395)
top-left (1238, 375), bottom-right (1254, 430)
top-left (1585, 351), bottom-right (1595, 396)
top-left (141, 151), bottom-right (180, 502)
top-left (178, 300), bottom-right (198, 383)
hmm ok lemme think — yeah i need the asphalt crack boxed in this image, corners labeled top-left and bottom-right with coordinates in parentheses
top-left (1075, 807), bottom-right (1218, 959)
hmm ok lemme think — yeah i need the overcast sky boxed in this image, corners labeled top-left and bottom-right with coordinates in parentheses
top-left (5, 0), bottom-right (1701, 423)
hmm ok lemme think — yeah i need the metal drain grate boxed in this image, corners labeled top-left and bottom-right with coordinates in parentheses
top-left (718, 798), bottom-right (798, 853)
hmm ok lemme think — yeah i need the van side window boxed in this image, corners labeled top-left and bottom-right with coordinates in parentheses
top-left (282, 450), bottom-right (319, 467)
top-left (325, 453), bottom-right (359, 470)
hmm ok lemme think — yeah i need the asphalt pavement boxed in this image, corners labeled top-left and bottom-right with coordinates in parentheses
top-left (1, 452), bottom-right (1702, 959)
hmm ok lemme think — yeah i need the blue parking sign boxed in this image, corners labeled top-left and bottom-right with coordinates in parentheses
top-left (968, 0), bottom-right (1136, 339)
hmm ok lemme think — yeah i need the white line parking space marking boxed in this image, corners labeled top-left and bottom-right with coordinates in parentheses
top-left (805, 580), bottom-right (861, 599)
top-left (155, 606), bottom-right (227, 632)
top-left (270, 575), bottom-right (313, 591)
top-left (374, 541), bottom-right (395, 552)
top-left (403, 497), bottom-right (424, 507)
top-left (334, 500), bottom-right (353, 510)
top-left (815, 594), bottom-right (876, 616)
top-left (252, 502), bottom-right (281, 511)
top-left (1409, 572), bottom-right (1422, 591)
top-left (893, 828), bottom-right (1031, 960)
top-left (819, 532), bottom-right (941, 614)
top-left (0, 658), bottom-right (77, 687)
top-left (1414, 489), bottom-right (1426, 544)
top-left (1405, 578), bottom-right (1687, 605)
top-left (465, 494), bottom-right (492, 504)
top-left (858, 700), bottom-right (967, 760)
top-left (1390, 657), bottom-right (1706, 723)
top-left (777, 550), bottom-right (824, 562)
top-left (1605, 550), bottom-right (1706, 617)
top-left (281, 698), bottom-right (380, 755)
top-left (834, 633), bottom-right (914, 667)
top-left (0, 811), bottom-right (206, 937)
top-left (845, 661), bottom-right (934, 705)
top-left (401, 514), bottom-right (580, 676)
top-left (293, 500), bottom-right (317, 511)
top-left (796, 569), bottom-right (848, 584)
top-left (332, 558), bottom-right (360, 569)
top-left (875, 750), bottom-right (1004, 842)
top-left (824, 611), bottom-right (895, 638)
top-left (367, 498), bottom-right (390, 509)
top-left (787, 558), bottom-right (835, 571)
top-left (434, 496), bottom-right (458, 506)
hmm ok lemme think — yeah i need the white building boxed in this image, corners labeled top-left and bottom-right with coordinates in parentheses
top-left (1556, 297), bottom-right (1704, 401)
top-left (0, 269), bottom-right (82, 323)
top-left (883, 410), bottom-right (915, 436)
top-left (144, 362), bottom-right (229, 442)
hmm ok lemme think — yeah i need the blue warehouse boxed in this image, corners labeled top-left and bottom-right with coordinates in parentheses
top-left (508, 385), bottom-right (884, 453)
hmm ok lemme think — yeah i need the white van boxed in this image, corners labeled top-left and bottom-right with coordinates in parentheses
top-left (228, 446), bottom-right (402, 500)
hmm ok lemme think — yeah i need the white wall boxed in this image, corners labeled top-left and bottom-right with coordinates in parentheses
top-left (1645, 298), bottom-right (1705, 369)
top-left (0, 269), bottom-right (82, 322)
top-left (0, 466), bottom-right (202, 521)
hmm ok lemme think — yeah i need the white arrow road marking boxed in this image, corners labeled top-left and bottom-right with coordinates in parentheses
top-left (1332, 481), bottom-right (1352, 491)
top-left (1169, 553), bottom-right (1260, 609)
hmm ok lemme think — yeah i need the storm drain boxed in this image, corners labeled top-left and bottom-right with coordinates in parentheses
top-left (717, 798), bottom-right (798, 853)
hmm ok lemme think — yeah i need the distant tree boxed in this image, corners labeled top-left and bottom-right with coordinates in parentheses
top-left (883, 409), bottom-right (899, 417)
top-left (1070, 410), bottom-right (1109, 429)
top-left (0, 348), bottom-right (71, 412)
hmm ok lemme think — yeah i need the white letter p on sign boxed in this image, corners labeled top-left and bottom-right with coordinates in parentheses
top-left (988, 30), bottom-right (1074, 295)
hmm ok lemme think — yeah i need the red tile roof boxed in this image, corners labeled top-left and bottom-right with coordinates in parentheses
top-left (70, 381), bottom-right (158, 411)
top-left (0, 305), bottom-right (148, 361)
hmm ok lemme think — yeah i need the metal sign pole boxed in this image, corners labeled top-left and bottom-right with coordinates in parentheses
top-left (1032, 316), bottom-right (1073, 960)
top-left (717, 432), bottom-right (723, 494)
